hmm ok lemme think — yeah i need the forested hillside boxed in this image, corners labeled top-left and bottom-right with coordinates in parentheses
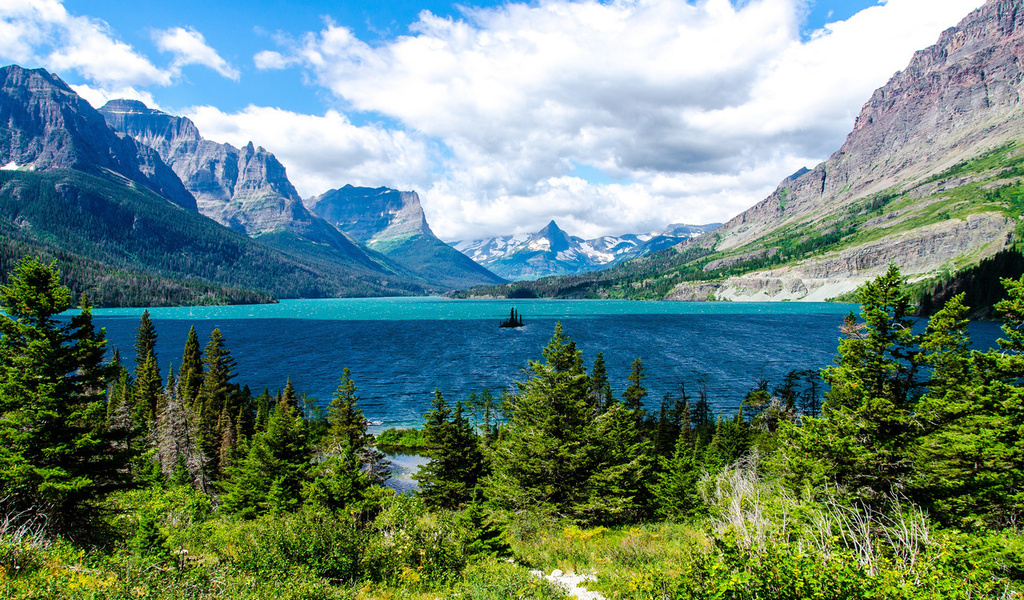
top-left (0, 256), bottom-right (1021, 599)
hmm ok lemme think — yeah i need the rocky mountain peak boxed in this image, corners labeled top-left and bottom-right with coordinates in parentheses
top-left (1, 64), bottom-right (197, 211)
top-left (533, 220), bottom-right (572, 253)
top-left (305, 185), bottom-right (432, 243)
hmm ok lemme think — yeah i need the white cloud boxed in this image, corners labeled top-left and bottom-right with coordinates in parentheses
top-left (70, 83), bottom-right (159, 110)
top-left (259, 0), bottom-right (985, 240)
top-left (0, 0), bottom-right (241, 99)
top-left (0, 0), bottom-right (171, 86)
top-left (154, 26), bottom-right (241, 81)
top-left (184, 105), bottom-right (435, 199)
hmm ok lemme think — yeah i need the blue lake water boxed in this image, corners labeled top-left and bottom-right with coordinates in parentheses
top-left (87, 298), bottom-right (1005, 428)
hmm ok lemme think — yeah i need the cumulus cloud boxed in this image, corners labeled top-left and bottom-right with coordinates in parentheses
top-left (258, 0), bottom-right (985, 240)
top-left (154, 26), bottom-right (241, 81)
top-left (70, 83), bottom-right (160, 110)
top-left (183, 105), bottom-right (435, 199)
top-left (0, 0), bottom-right (171, 86)
top-left (0, 0), bottom-right (240, 98)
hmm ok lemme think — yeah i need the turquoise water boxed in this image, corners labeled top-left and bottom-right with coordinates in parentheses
top-left (87, 298), bottom-right (1004, 428)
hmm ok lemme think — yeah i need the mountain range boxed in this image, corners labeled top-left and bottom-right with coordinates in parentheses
top-left (452, 220), bottom-right (719, 281)
top-left (460, 0), bottom-right (1024, 302)
top-left (0, 66), bottom-right (503, 305)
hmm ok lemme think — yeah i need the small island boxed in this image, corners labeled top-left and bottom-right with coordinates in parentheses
top-left (500, 307), bottom-right (525, 328)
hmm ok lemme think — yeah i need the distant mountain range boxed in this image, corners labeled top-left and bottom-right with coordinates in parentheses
top-left (0, 65), bottom-right (504, 305)
top-left (458, 0), bottom-right (1024, 302)
top-left (452, 220), bottom-right (718, 281)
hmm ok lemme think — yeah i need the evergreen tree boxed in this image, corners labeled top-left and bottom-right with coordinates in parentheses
top-left (179, 326), bottom-right (203, 405)
top-left (414, 391), bottom-right (486, 510)
top-left (576, 401), bottom-right (653, 524)
top-left (196, 329), bottom-right (238, 479)
top-left (590, 352), bottom-right (613, 412)
top-left (653, 400), bottom-right (700, 519)
top-left (0, 257), bottom-right (126, 535)
top-left (326, 368), bottom-right (367, 451)
top-left (485, 323), bottom-right (593, 517)
top-left (703, 409), bottom-right (751, 473)
top-left (623, 357), bottom-right (648, 417)
top-left (221, 398), bottom-right (310, 518)
top-left (796, 265), bottom-right (925, 505)
top-left (130, 310), bottom-right (160, 428)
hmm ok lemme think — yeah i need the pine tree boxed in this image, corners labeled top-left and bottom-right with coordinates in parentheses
top-left (196, 329), bottom-right (238, 479)
top-left (653, 400), bottom-right (700, 519)
top-left (415, 391), bottom-right (486, 510)
top-left (590, 352), bottom-right (613, 412)
top-left (0, 257), bottom-right (126, 535)
top-left (623, 357), bottom-right (648, 417)
top-left (326, 368), bottom-right (366, 451)
top-left (178, 326), bottom-right (203, 408)
top-left (221, 398), bottom-right (310, 518)
top-left (797, 265), bottom-right (925, 505)
top-left (486, 323), bottom-right (593, 517)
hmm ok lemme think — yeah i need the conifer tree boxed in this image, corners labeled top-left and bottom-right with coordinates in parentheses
top-left (590, 352), bottom-right (613, 412)
top-left (796, 265), bottom-right (925, 505)
top-left (178, 326), bottom-right (203, 407)
top-left (703, 409), bottom-right (751, 473)
top-left (327, 368), bottom-right (366, 451)
top-left (415, 391), bottom-right (486, 510)
top-left (0, 257), bottom-right (126, 535)
top-left (196, 329), bottom-right (238, 479)
top-left (221, 398), bottom-right (310, 518)
top-left (576, 401), bottom-right (653, 524)
top-left (486, 323), bottom-right (593, 517)
top-left (654, 399), bottom-right (700, 518)
top-left (623, 357), bottom-right (648, 417)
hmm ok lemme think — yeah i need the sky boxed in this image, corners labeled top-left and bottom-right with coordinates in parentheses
top-left (0, 0), bottom-right (987, 241)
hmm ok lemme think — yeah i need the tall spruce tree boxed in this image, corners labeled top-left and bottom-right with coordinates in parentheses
top-left (486, 323), bottom-right (593, 517)
top-left (222, 398), bottom-right (310, 518)
top-left (414, 391), bottom-right (486, 510)
top-left (0, 257), bottom-right (126, 536)
top-left (795, 265), bottom-right (925, 505)
top-left (327, 368), bottom-right (366, 451)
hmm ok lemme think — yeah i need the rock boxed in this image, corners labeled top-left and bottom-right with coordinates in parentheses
top-left (670, 0), bottom-right (1024, 299)
top-left (0, 66), bottom-right (197, 211)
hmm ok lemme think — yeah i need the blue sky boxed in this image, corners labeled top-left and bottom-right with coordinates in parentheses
top-left (2, 0), bottom-right (986, 239)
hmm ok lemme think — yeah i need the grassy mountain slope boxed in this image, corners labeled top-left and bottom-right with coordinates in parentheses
top-left (0, 169), bottom-right (429, 304)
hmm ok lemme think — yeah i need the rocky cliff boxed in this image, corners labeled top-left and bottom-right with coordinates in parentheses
top-left (668, 0), bottom-right (1024, 301)
top-left (0, 66), bottom-right (197, 211)
top-left (306, 185), bottom-right (505, 289)
top-left (99, 100), bottom-right (382, 267)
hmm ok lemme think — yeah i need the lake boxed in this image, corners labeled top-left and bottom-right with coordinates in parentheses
top-left (87, 297), bottom-right (1005, 428)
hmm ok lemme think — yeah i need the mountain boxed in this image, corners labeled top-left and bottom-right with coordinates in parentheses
top-left (453, 220), bottom-right (718, 281)
top-left (0, 66), bottom-right (196, 211)
top-left (305, 185), bottom-right (505, 289)
top-left (97, 100), bottom-right (390, 271)
top-left (459, 0), bottom-right (1024, 301)
top-left (0, 65), bottom-right (431, 305)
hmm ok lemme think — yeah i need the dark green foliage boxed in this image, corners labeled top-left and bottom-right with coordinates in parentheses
top-left (326, 368), bottom-right (367, 451)
top-left (623, 357), bottom-right (648, 416)
top-left (0, 257), bottom-right (126, 536)
top-left (486, 323), bottom-right (652, 525)
top-left (798, 265), bottom-right (923, 505)
top-left (0, 168), bottom-right (432, 307)
top-left (589, 352), bottom-right (614, 412)
top-left (221, 398), bottom-right (310, 518)
top-left (414, 391), bottom-right (486, 510)
top-left (916, 247), bottom-right (1024, 318)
